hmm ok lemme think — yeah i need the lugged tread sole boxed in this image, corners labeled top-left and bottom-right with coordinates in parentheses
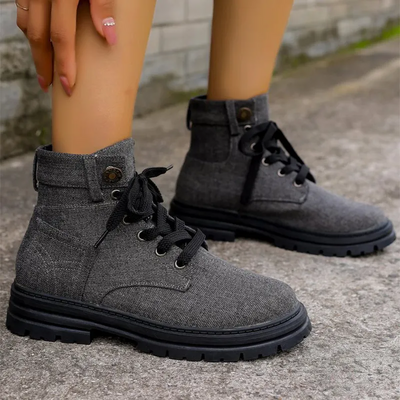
top-left (170, 199), bottom-right (396, 257)
top-left (6, 284), bottom-right (311, 362)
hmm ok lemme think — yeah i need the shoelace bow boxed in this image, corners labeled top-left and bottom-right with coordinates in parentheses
top-left (95, 166), bottom-right (207, 267)
top-left (239, 121), bottom-right (315, 205)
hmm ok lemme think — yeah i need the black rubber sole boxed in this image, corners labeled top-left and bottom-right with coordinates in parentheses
top-left (6, 283), bottom-right (311, 362)
top-left (170, 199), bottom-right (396, 257)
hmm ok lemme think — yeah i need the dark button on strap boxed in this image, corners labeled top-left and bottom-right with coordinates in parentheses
top-left (102, 166), bottom-right (123, 183)
top-left (237, 107), bottom-right (253, 122)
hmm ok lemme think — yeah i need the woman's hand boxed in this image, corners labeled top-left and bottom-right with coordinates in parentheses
top-left (16, 0), bottom-right (117, 96)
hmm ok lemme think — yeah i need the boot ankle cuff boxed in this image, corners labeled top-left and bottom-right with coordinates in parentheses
top-left (187, 93), bottom-right (269, 136)
top-left (33, 139), bottom-right (135, 202)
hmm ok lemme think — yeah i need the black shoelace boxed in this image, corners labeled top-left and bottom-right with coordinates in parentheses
top-left (238, 121), bottom-right (316, 205)
top-left (95, 166), bottom-right (207, 267)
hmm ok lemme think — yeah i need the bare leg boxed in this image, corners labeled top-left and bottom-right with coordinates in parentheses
top-left (52, 0), bottom-right (156, 154)
top-left (208, 0), bottom-right (293, 100)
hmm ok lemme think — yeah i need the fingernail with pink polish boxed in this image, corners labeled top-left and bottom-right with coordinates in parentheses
top-left (60, 76), bottom-right (72, 96)
top-left (37, 75), bottom-right (48, 93)
top-left (102, 17), bottom-right (117, 46)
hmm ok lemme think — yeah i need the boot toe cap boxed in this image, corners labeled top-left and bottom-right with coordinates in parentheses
top-left (101, 253), bottom-right (301, 330)
top-left (298, 183), bottom-right (391, 235)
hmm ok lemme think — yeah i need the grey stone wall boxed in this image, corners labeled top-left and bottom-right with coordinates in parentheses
top-left (0, 0), bottom-right (399, 158)
top-left (0, 0), bottom-right (52, 159)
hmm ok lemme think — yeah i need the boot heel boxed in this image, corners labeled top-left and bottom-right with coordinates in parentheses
top-left (6, 309), bottom-right (92, 344)
top-left (200, 227), bottom-right (236, 242)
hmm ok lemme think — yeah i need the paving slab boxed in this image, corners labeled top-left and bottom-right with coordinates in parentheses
top-left (0, 39), bottom-right (399, 400)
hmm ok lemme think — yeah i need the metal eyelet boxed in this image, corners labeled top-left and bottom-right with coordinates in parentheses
top-left (137, 230), bottom-right (146, 241)
top-left (123, 215), bottom-right (132, 225)
top-left (244, 124), bottom-right (252, 131)
top-left (155, 248), bottom-right (166, 257)
top-left (174, 260), bottom-right (187, 269)
top-left (262, 158), bottom-right (269, 166)
top-left (277, 169), bottom-right (286, 177)
top-left (293, 180), bottom-right (303, 188)
top-left (111, 189), bottom-right (122, 200)
top-left (250, 142), bottom-right (257, 151)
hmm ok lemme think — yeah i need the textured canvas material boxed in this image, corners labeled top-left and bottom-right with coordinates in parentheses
top-left (15, 139), bottom-right (299, 329)
top-left (187, 94), bottom-right (269, 162)
top-left (176, 94), bottom-right (388, 234)
top-left (101, 251), bottom-right (297, 329)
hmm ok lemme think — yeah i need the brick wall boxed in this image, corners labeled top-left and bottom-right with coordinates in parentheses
top-left (1, 0), bottom-right (399, 158)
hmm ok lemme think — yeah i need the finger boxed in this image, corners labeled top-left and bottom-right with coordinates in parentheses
top-left (51, 0), bottom-right (79, 96)
top-left (90, 0), bottom-right (117, 46)
top-left (27, 0), bottom-right (53, 92)
top-left (16, 0), bottom-right (30, 35)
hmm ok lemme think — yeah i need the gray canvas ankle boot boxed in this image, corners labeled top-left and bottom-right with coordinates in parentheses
top-left (171, 95), bottom-right (396, 257)
top-left (6, 139), bottom-right (311, 361)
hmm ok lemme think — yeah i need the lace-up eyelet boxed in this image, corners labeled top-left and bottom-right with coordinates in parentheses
top-left (155, 248), bottom-right (166, 257)
top-left (261, 158), bottom-right (269, 166)
top-left (277, 169), bottom-right (286, 177)
top-left (250, 142), bottom-right (257, 151)
top-left (293, 180), bottom-right (303, 188)
top-left (111, 189), bottom-right (122, 200)
top-left (94, 166), bottom-right (207, 265)
top-left (137, 230), bottom-right (146, 241)
top-left (174, 260), bottom-right (187, 269)
top-left (123, 215), bottom-right (132, 225)
top-left (244, 124), bottom-right (252, 131)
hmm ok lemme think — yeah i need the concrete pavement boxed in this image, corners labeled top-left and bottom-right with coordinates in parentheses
top-left (0, 39), bottom-right (399, 399)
